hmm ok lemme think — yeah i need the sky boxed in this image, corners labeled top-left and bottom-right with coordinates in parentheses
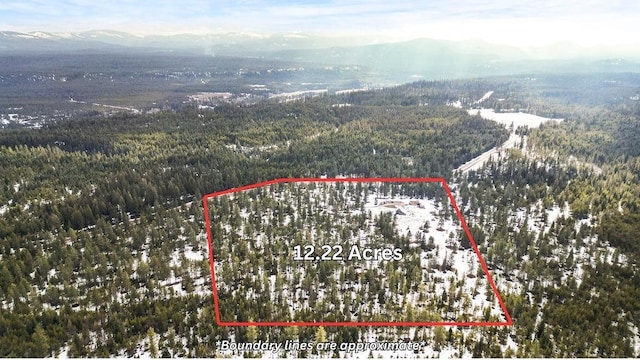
top-left (1, 0), bottom-right (639, 47)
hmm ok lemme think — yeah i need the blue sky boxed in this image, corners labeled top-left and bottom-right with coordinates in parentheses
top-left (1, 0), bottom-right (638, 46)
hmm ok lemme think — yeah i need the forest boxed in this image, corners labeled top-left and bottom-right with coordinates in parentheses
top-left (0, 83), bottom-right (508, 357)
top-left (0, 73), bottom-right (639, 357)
top-left (208, 180), bottom-right (505, 325)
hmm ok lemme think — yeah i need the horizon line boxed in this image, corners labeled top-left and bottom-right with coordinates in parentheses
top-left (3, 28), bottom-right (640, 50)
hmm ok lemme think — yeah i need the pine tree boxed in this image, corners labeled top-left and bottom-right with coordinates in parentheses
top-left (148, 327), bottom-right (159, 358)
top-left (31, 325), bottom-right (50, 357)
top-left (247, 324), bottom-right (258, 342)
top-left (314, 326), bottom-right (327, 344)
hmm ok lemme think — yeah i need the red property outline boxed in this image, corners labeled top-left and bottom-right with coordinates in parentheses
top-left (203, 177), bottom-right (513, 327)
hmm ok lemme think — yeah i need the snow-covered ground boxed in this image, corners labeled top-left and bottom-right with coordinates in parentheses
top-left (211, 181), bottom-right (508, 328)
top-left (468, 109), bottom-right (563, 129)
top-left (335, 88), bottom-right (369, 95)
top-left (457, 109), bottom-right (564, 173)
top-left (474, 91), bottom-right (494, 104)
top-left (269, 89), bottom-right (328, 101)
top-left (450, 137), bottom-right (636, 358)
top-left (456, 133), bottom-right (520, 173)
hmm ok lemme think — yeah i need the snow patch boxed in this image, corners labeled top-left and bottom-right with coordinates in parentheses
top-left (468, 109), bottom-right (563, 129)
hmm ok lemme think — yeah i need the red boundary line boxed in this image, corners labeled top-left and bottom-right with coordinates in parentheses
top-left (203, 177), bottom-right (513, 327)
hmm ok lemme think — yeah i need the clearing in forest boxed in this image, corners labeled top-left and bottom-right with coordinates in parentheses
top-left (203, 177), bottom-right (512, 326)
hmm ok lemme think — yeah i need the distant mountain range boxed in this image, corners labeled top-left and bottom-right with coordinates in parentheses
top-left (2, 30), bottom-right (639, 82)
top-left (0, 30), bottom-right (374, 54)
